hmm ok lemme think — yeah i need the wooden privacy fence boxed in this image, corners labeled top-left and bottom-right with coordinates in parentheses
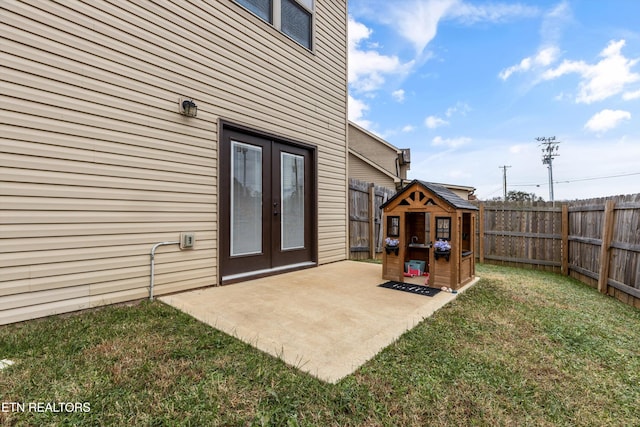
top-left (476, 194), bottom-right (640, 309)
top-left (349, 179), bottom-right (396, 259)
top-left (477, 200), bottom-right (563, 271)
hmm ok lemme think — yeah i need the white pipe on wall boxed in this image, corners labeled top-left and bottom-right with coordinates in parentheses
top-left (149, 241), bottom-right (179, 301)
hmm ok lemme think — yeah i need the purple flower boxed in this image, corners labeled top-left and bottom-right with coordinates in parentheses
top-left (434, 239), bottom-right (451, 251)
top-left (385, 237), bottom-right (399, 247)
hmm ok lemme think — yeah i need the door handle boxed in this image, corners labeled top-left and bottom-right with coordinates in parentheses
top-left (273, 202), bottom-right (279, 216)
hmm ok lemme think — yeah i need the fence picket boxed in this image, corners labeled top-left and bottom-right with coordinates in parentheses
top-left (348, 179), bottom-right (396, 259)
top-left (476, 194), bottom-right (640, 309)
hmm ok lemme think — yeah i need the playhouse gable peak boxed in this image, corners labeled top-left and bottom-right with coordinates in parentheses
top-left (381, 180), bottom-right (478, 212)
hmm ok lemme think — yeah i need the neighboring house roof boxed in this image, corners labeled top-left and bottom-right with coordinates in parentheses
top-left (348, 121), bottom-right (402, 152)
top-left (348, 149), bottom-right (401, 184)
top-left (429, 182), bottom-right (476, 194)
top-left (347, 121), bottom-right (410, 189)
top-left (381, 180), bottom-right (479, 211)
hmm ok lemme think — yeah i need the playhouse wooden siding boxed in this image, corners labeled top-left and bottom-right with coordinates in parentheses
top-left (381, 181), bottom-right (477, 290)
top-left (0, 1), bottom-right (348, 324)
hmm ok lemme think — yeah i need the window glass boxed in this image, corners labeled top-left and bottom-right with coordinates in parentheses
top-left (281, 153), bottom-right (305, 250)
top-left (237, 0), bottom-right (272, 22)
top-left (436, 217), bottom-right (451, 241)
top-left (387, 216), bottom-right (400, 237)
top-left (281, 0), bottom-right (312, 48)
top-left (231, 141), bottom-right (263, 256)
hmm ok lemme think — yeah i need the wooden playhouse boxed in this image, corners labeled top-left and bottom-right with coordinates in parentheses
top-left (380, 180), bottom-right (478, 290)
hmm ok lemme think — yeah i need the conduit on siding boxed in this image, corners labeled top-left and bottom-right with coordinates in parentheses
top-left (149, 241), bottom-right (179, 301)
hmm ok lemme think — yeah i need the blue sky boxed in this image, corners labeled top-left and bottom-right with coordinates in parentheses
top-left (348, 0), bottom-right (640, 200)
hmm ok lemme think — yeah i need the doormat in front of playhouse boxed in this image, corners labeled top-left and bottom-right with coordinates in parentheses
top-left (379, 281), bottom-right (442, 297)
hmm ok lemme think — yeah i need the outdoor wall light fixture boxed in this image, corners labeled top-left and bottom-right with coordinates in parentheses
top-left (179, 97), bottom-right (197, 117)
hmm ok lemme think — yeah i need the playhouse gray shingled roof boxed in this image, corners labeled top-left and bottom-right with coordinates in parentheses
top-left (381, 180), bottom-right (478, 211)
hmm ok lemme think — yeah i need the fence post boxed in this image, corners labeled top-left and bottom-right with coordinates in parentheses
top-left (561, 203), bottom-right (569, 275)
top-left (478, 203), bottom-right (485, 263)
top-left (597, 200), bottom-right (615, 294)
top-left (369, 183), bottom-right (375, 258)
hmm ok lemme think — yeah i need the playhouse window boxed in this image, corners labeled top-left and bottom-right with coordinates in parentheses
top-left (387, 216), bottom-right (400, 237)
top-left (435, 217), bottom-right (451, 241)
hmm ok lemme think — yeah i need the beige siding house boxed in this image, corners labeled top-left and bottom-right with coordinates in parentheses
top-left (1, 1), bottom-right (348, 324)
top-left (435, 183), bottom-right (476, 201)
top-left (348, 121), bottom-right (410, 191)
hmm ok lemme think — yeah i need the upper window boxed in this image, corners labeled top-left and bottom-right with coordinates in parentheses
top-left (236, 0), bottom-right (314, 49)
top-left (237, 0), bottom-right (272, 21)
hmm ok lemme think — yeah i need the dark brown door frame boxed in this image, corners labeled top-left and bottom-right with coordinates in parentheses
top-left (218, 120), bottom-right (317, 284)
top-left (219, 130), bottom-right (272, 276)
top-left (271, 141), bottom-right (315, 267)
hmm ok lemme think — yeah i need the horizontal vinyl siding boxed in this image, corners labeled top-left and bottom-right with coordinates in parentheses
top-left (348, 124), bottom-right (398, 175)
top-left (348, 154), bottom-right (397, 191)
top-left (1, 0), bottom-right (347, 324)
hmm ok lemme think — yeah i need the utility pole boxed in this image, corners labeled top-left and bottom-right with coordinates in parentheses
top-left (499, 165), bottom-right (511, 200)
top-left (536, 136), bottom-right (560, 203)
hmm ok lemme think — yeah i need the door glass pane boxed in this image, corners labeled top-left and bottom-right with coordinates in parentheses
top-left (281, 152), bottom-right (305, 250)
top-left (231, 141), bottom-right (262, 256)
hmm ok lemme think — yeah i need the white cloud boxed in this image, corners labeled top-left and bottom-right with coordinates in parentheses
top-left (540, 1), bottom-right (572, 45)
top-left (499, 57), bottom-right (532, 80)
top-left (348, 2), bottom-right (544, 136)
top-left (535, 46), bottom-right (560, 67)
top-left (348, 94), bottom-right (372, 129)
top-left (445, 102), bottom-right (471, 117)
top-left (348, 17), bottom-right (412, 94)
top-left (584, 109), bottom-right (631, 133)
top-left (392, 89), bottom-right (405, 102)
top-left (499, 2), bottom-right (569, 80)
top-left (387, 0), bottom-right (456, 55)
top-left (623, 89), bottom-right (640, 100)
top-left (384, 0), bottom-right (538, 55)
top-left (425, 102), bottom-right (469, 129)
top-left (542, 39), bottom-right (640, 104)
top-left (425, 115), bottom-right (449, 129)
top-left (402, 124), bottom-right (416, 132)
top-left (448, 2), bottom-right (538, 24)
top-left (499, 46), bottom-right (560, 80)
top-left (432, 136), bottom-right (471, 148)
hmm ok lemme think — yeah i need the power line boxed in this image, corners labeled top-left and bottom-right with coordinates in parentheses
top-left (511, 171), bottom-right (640, 187)
top-left (555, 171), bottom-right (640, 184)
top-left (484, 185), bottom-right (506, 197)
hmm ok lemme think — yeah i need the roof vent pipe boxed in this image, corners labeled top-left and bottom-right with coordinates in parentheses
top-left (149, 241), bottom-right (179, 301)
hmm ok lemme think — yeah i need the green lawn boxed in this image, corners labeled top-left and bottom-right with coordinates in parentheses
top-left (1, 264), bottom-right (639, 426)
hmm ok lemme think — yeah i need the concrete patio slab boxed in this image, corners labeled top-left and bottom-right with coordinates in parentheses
top-left (160, 260), bottom-right (479, 383)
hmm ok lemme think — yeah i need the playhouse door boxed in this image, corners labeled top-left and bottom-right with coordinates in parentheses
top-left (220, 130), bottom-right (314, 282)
